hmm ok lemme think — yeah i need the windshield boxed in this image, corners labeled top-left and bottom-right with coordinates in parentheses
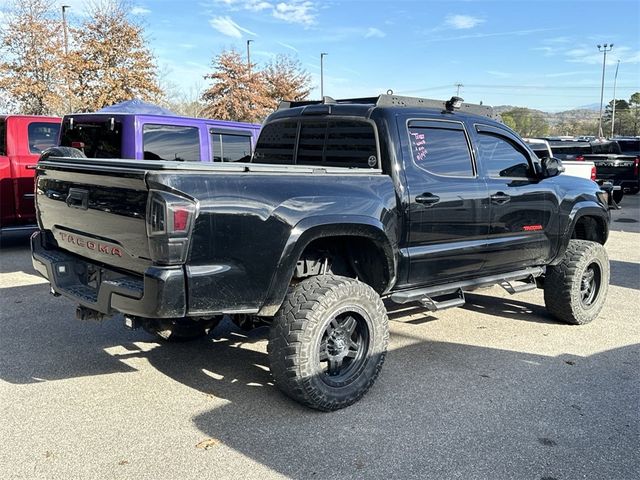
top-left (60, 119), bottom-right (122, 158)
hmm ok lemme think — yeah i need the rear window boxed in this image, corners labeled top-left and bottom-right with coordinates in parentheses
top-left (253, 118), bottom-right (378, 168)
top-left (0, 119), bottom-right (5, 155)
top-left (549, 143), bottom-right (592, 155)
top-left (617, 140), bottom-right (640, 154)
top-left (60, 119), bottom-right (122, 158)
top-left (211, 131), bottom-right (253, 162)
top-left (591, 142), bottom-right (621, 155)
top-left (143, 124), bottom-right (200, 161)
top-left (28, 122), bottom-right (60, 154)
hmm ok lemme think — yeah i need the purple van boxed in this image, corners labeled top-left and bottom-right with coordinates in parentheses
top-left (59, 100), bottom-right (261, 163)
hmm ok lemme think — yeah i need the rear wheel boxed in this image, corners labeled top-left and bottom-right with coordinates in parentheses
top-left (268, 275), bottom-right (389, 411)
top-left (544, 240), bottom-right (609, 325)
top-left (143, 316), bottom-right (222, 342)
top-left (39, 146), bottom-right (86, 160)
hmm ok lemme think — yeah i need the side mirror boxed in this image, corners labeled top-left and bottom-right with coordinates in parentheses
top-left (541, 156), bottom-right (565, 178)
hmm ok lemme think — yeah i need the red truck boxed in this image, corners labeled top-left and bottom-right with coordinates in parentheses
top-left (0, 115), bottom-right (61, 235)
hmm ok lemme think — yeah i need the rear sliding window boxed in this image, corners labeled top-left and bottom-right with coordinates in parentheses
top-left (28, 122), bottom-right (60, 154)
top-left (60, 120), bottom-right (122, 158)
top-left (253, 118), bottom-right (378, 168)
top-left (211, 131), bottom-right (253, 162)
top-left (143, 124), bottom-right (200, 161)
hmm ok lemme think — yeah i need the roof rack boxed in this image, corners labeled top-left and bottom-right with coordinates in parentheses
top-left (278, 94), bottom-right (497, 119)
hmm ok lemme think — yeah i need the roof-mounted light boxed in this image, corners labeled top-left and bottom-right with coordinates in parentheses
top-left (445, 96), bottom-right (464, 112)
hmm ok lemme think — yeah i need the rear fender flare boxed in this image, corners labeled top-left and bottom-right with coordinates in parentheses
top-left (258, 215), bottom-right (396, 316)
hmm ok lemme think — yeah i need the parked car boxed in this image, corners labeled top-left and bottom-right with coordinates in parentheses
top-left (582, 140), bottom-right (639, 203)
top-left (0, 115), bottom-right (61, 235)
top-left (32, 95), bottom-right (611, 411)
top-left (523, 138), bottom-right (597, 181)
top-left (59, 101), bottom-right (261, 162)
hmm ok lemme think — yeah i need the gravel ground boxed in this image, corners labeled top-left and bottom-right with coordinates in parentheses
top-left (0, 195), bottom-right (638, 480)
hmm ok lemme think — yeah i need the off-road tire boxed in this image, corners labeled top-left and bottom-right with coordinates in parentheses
top-left (268, 275), bottom-right (389, 411)
top-left (39, 146), bottom-right (86, 161)
top-left (544, 240), bottom-right (609, 325)
top-left (143, 316), bottom-right (222, 342)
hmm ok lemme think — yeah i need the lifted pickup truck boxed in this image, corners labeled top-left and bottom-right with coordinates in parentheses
top-left (32, 95), bottom-right (611, 411)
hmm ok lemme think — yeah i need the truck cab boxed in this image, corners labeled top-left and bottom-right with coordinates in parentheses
top-left (0, 115), bottom-right (61, 234)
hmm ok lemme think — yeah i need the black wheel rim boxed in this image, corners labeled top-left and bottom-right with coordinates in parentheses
top-left (318, 309), bottom-right (370, 387)
top-left (580, 262), bottom-right (601, 308)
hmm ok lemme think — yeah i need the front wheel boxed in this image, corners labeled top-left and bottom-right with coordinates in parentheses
top-left (268, 275), bottom-right (389, 411)
top-left (544, 240), bottom-right (609, 325)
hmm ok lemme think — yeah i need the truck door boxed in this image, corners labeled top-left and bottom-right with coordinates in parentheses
top-left (472, 123), bottom-right (556, 272)
top-left (399, 117), bottom-right (490, 287)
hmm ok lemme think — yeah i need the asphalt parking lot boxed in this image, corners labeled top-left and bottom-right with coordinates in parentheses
top-left (1, 196), bottom-right (639, 480)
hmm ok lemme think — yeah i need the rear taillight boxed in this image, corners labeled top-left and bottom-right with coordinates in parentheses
top-left (575, 155), bottom-right (584, 161)
top-left (591, 166), bottom-right (597, 181)
top-left (635, 157), bottom-right (639, 176)
top-left (146, 190), bottom-right (197, 265)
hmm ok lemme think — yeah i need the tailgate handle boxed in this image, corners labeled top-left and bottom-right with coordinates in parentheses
top-left (66, 188), bottom-right (89, 210)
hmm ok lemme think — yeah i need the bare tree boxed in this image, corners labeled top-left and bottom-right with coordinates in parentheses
top-left (66, 0), bottom-right (162, 112)
top-left (0, 0), bottom-right (64, 115)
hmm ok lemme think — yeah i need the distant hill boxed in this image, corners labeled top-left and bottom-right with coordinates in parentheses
top-left (494, 105), bottom-right (599, 127)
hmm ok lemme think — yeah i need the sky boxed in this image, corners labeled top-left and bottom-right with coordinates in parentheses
top-left (4, 0), bottom-right (640, 112)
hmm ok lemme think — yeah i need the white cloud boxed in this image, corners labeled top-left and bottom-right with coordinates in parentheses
top-left (565, 45), bottom-right (638, 65)
top-left (277, 41), bottom-right (299, 52)
top-left (209, 16), bottom-right (257, 38)
top-left (130, 6), bottom-right (151, 15)
top-left (487, 70), bottom-right (511, 78)
top-left (273, 1), bottom-right (316, 26)
top-left (445, 14), bottom-right (484, 30)
top-left (365, 27), bottom-right (386, 39)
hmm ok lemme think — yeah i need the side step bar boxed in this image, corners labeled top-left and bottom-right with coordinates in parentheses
top-left (390, 267), bottom-right (544, 311)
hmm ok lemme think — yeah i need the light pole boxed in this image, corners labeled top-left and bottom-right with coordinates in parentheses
top-left (597, 43), bottom-right (613, 138)
top-left (320, 52), bottom-right (328, 99)
top-left (62, 5), bottom-right (70, 55)
top-left (611, 59), bottom-right (620, 138)
top-left (455, 83), bottom-right (463, 96)
top-left (246, 39), bottom-right (253, 76)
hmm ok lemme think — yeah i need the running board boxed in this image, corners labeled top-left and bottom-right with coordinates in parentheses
top-left (390, 267), bottom-right (545, 306)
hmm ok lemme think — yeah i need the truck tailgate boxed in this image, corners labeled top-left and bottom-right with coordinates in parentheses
top-left (36, 159), bottom-right (151, 274)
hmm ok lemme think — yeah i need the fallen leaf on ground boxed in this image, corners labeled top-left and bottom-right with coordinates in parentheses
top-left (196, 438), bottom-right (221, 450)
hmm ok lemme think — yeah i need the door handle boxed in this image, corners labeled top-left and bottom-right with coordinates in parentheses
top-left (490, 192), bottom-right (511, 204)
top-left (415, 193), bottom-right (440, 205)
top-left (66, 188), bottom-right (89, 210)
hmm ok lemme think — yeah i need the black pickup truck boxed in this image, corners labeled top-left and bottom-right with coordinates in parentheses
top-left (582, 139), bottom-right (640, 203)
top-left (31, 95), bottom-right (611, 411)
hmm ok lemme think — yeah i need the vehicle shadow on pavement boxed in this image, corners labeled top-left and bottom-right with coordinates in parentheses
top-left (177, 329), bottom-right (638, 480)
top-left (461, 292), bottom-right (558, 325)
top-left (610, 260), bottom-right (640, 290)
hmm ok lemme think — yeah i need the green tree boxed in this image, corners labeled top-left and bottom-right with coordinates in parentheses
top-left (66, 0), bottom-right (162, 112)
top-left (629, 92), bottom-right (640, 136)
top-left (0, 0), bottom-right (64, 115)
top-left (501, 108), bottom-right (550, 137)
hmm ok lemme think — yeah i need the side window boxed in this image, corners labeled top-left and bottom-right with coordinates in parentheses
top-left (253, 120), bottom-right (297, 165)
top-left (408, 124), bottom-right (473, 177)
top-left (324, 120), bottom-right (377, 168)
top-left (211, 132), bottom-right (252, 162)
top-left (28, 122), bottom-right (61, 154)
top-left (0, 119), bottom-right (6, 155)
top-left (143, 124), bottom-right (200, 161)
top-left (477, 133), bottom-right (533, 178)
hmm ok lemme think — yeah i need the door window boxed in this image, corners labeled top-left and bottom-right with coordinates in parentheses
top-left (143, 124), bottom-right (200, 161)
top-left (477, 133), bottom-right (533, 178)
top-left (408, 124), bottom-right (473, 177)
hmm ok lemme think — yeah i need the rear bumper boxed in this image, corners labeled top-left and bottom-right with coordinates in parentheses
top-left (31, 230), bottom-right (186, 318)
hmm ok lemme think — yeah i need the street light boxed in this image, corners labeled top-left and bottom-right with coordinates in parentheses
top-left (611, 59), bottom-right (620, 138)
top-left (246, 39), bottom-right (253, 76)
top-left (320, 52), bottom-right (328, 99)
top-left (597, 43), bottom-right (613, 138)
top-left (61, 5), bottom-right (70, 55)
